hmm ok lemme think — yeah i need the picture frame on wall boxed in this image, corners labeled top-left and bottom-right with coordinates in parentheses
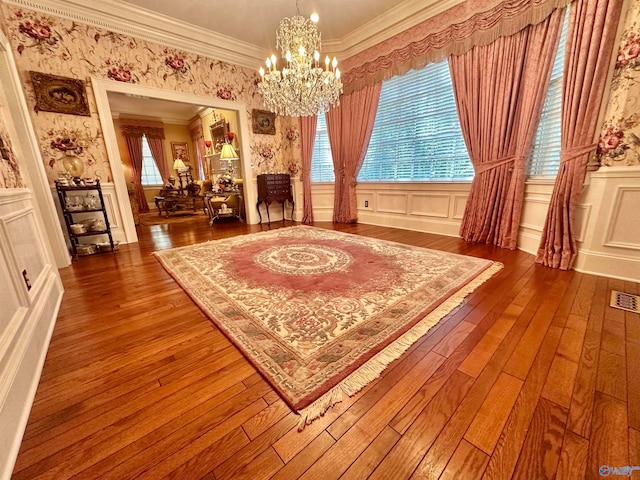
top-left (252, 109), bottom-right (276, 135)
top-left (29, 71), bottom-right (90, 116)
top-left (171, 142), bottom-right (189, 162)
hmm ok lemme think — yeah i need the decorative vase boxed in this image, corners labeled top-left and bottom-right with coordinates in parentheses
top-left (62, 154), bottom-right (84, 178)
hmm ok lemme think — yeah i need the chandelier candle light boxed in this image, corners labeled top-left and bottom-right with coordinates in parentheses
top-left (258, 3), bottom-right (343, 116)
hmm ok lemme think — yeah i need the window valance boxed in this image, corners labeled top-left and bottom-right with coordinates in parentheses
top-left (341, 0), bottom-right (571, 94)
top-left (120, 119), bottom-right (165, 139)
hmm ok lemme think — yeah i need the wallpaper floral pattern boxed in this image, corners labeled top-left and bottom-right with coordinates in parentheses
top-left (596, 0), bottom-right (640, 167)
top-left (1, 5), bottom-right (300, 184)
top-left (0, 88), bottom-right (26, 189)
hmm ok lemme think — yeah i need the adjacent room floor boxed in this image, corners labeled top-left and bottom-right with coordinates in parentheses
top-left (11, 220), bottom-right (640, 479)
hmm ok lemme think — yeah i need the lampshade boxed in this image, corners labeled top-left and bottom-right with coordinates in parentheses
top-left (219, 143), bottom-right (239, 161)
top-left (173, 159), bottom-right (186, 170)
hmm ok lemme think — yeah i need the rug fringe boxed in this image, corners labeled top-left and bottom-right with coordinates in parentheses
top-left (295, 262), bottom-right (503, 429)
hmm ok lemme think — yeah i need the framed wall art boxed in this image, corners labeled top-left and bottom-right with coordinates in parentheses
top-left (252, 109), bottom-right (276, 135)
top-left (29, 71), bottom-right (90, 116)
top-left (170, 142), bottom-right (189, 162)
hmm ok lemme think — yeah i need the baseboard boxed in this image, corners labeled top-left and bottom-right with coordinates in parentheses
top-left (574, 248), bottom-right (640, 283)
top-left (0, 271), bottom-right (62, 479)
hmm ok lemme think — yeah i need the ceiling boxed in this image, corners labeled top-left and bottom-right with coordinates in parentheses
top-left (120, 0), bottom-right (410, 52)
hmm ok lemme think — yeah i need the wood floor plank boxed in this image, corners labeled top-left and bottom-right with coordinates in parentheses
top-left (126, 398), bottom-right (269, 480)
top-left (270, 431), bottom-right (335, 480)
top-left (567, 328), bottom-right (602, 438)
top-left (434, 320), bottom-right (476, 358)
top-left (213, 413), bottom-right (298, 480)
top-left (326, 340), bottom-right (446, 440)
top-left (94, 382), bottom-right (272, 480)
top-left (596, 350), bottom-right (627, 401)
top-left (457, 306), bottom-right (521, 378)
top-left (555, 430), bottom-right (589, 480)
top-left (299, 352), bottom-right (454, 480)
top-left (464, 372), bottom-right (523, 455)
top-left (627, 336), bottom-right (640, 431)
top-left (541, 356), bottom-right (580, 409)
top-left (511, 397), bottom-right (568, 480)
top-left (241, 399), bottom-right (291, 440)
top-left (586, 392), bottom-right (628, 480)
top-left (339, 426), bottom-right (400, 480)
top-left (224, 447), bottom-right (283, 480)
top-left (366, 371), bottom-right (474, 480)
top-left (503, 285), bottom-right (567, 381)
top-left (482, 325), bottom-right (563, 480)
top-left (436, 439), bottom-right (489, 480)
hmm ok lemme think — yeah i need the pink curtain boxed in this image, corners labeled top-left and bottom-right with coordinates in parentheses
top-left (450, 9), bottom-right (564, 248)
top-left (536, 0), bottom-right (624, 269)
top-left (300, 116), bottom-right (318, 224)
top-left (124, 135), bottom-right (149, 213)
top-left (326, 84), bottom-right (382, 223)
top-left (146, 136), bottom-right (170, 183)
top-left (342, 0), bottom-right (571, 94)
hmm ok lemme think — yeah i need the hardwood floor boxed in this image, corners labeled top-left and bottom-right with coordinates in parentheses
top-left (11, 220), bottom-right (639, 479)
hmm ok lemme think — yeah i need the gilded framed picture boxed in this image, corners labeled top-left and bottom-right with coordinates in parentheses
top-left (171, 142), bottom-right (189, 162)
top-left (29, 71), bottom-right (90, 116)
top-left (252, 109), bottom-right (276, 135)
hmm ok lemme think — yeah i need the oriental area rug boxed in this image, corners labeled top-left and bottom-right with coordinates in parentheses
top-left (153, 226), bottom-right (502, 428)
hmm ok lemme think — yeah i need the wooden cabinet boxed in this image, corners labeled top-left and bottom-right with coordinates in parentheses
top-left (256, 174), bottom-right (294, 224)
top-left (55, 180), bottom-right (115, 258)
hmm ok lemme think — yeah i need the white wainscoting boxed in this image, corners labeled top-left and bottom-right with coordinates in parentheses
top-left (309, 182), bottom-right (472, 236)
top-left (0, 189), bottom-right (63, 479)
top-left (306, 174), bottom-right (640, 282)
top-left (574, 166), bottom-right (640, 282)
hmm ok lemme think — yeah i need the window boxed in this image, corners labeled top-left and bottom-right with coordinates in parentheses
top-left (140, 135), bottom-right (163, 186)
top-left (311, 114), bottom-right (334, 182)
top-left (527, 9), bottom-right (569, 177)
top-left (358, 60), bottom-right (473, 182)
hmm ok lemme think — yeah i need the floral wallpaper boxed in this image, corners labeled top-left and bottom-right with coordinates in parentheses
top-left (597, 0), bottom-right (640, 167)
top-left (1, 5), bottom-right (302, 184)
top-left (0, 86), bottom-right (26, 189)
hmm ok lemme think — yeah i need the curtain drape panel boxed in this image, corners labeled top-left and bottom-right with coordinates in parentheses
top-left (146, 137), bottom-right (170, 184)
top-left (536, 0), bottom-right (624, 269)
top-left (326, 84), bottom-right (382, 223)
top-left (342, 0), bottom-right (571, 94)
top-left (124, 135), bottom-right (149, 213)
top-left (449, 8), bottom-right (563, 248)
top-left (300, 116), bottom-right (318, 224)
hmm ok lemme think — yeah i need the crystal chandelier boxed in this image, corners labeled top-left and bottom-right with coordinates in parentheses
top-left (258, 2), bottom-right (343, 117)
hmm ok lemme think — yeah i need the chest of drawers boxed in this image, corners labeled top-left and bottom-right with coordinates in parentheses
top-left (256, 174), bottom-right (294, 224)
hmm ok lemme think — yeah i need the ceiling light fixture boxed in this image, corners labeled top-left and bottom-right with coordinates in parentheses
top-left (258, 0), bottom-right (343, 117)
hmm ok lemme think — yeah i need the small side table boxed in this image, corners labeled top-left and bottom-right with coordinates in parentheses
top-left (205, 191), bottom-right (244, 225)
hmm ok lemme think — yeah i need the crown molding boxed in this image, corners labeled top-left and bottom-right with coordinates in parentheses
top-left (4, 0), bottom-right (465, 70)
top-left (331, 0), bottom-right (466, 60)
top-left (3, 0), bottom-right (269, 69)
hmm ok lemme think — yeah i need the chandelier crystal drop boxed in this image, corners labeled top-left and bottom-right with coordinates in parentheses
top-left (258, 5), bottom-right (343, 117)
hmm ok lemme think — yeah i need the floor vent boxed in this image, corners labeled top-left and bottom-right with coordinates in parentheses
top-left (610, 290), bottom-right (640, 313)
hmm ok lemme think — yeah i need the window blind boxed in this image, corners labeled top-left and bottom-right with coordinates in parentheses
top-left (358, 60), bottom-right (473, 182)
top-left (311, 114), bottom-right (335, 182)
top-left (141, 135), bottom-right (163, 185)
top-left (527, 9), bottom-right (569, 177)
